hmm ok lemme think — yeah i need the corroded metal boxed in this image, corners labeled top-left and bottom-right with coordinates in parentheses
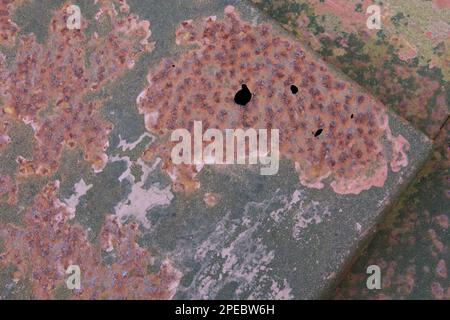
top-left (0, 0), bottom-right (438, 300)
top-left (138, 6), bottom-right (410, 195)
top-left (250, 0), bottom-right (449, 299)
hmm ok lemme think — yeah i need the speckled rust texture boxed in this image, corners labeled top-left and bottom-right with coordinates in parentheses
top-left (250, 0), bottom-right (449, 299)
top-left (137, 5), bottom-right (410, 195)
top-left (0, 0), bottom-right (182, 300)
top-left (0, 181), bottom-right (181, 299)
top-left (0, 0), bottom-right (154, 177)
top-left (251, 0), bottom-right (450, 138)
top-left (0, 0), bottom-right (22, 47)
top-left (335, 124), bottom-right (449, 299)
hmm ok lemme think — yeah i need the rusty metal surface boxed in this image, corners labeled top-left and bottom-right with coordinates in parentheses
top-left (0, 0), bottom-right (439, 300)
top-left (250, 0), bottom-right (449, 299)
top-left (0, 0), bottom-right (180, 299)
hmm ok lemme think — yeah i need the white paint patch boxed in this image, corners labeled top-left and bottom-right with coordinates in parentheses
top-left (160, 259), bottom-right (183, 300)
top-left (356, 223), bottom-right (362, 234)
top-left (112, 157), bottom-right (173, 228)
top-left (292, 200), bottom-right (330, 240)
top-left (63, 179), bottom-right (93, 218)
top-left (117, 132), bottom-right (154, 152)
top-left (249, 7), bottom-right (260, 26)
top-left (111, 133), bottom-right (174, 228)
top-left (188, 209), bottom-right (285, 299)
top-left (268, 279), bottom-right (293, 300)
top-left (269, 189), bottom-right (302, 222)
top-left (269, 189), bottom-right (330, 240)
top-left (179, 192), bottom-right (309, 299)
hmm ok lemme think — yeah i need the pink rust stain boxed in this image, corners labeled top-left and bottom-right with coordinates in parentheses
top-left (425, 21), bottom-right (450, 42)
top-left (137, 6), bottom-right (410, 195)
top-left (330, 164), bottom-right (388, 194)
top-left (0, 0), bottom-right (21, 47)
top-left (390, 135), bottom-right (410, 172)
top-left (433, 0), bottom-right (450, 10)
top-left (390, 36), bottom-right (419, 63)
top-left (428, 229), bottom-right (445, 253)
top-left (203, 192), bottom-right (219, 207)
top-left (0, 122), bottom-right (12, 151)
top-left (382, 261), bottom-right (396, 289)
top-left (397, 42), bottom-right (418, 62)
top-left (435, 259), bottom-right (447, 279)
top-left (431, 282), bottom-right (450, 299)
top-left (380, 114), bottom-right (410, 173)
top-left (395, 266), bottom-right (416, 296)
top-left (434, 214), bottom-right (449, 229)
top-left (310, 0), bottom-right (380, 34)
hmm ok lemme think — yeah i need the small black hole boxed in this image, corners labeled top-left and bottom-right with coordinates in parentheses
top-left (314, 129), bottom-right (323, 137)
top-left (234, 84), bottom-right (252, 106)
top-left (351, 114), bottom-right (354, 119)
top-left (290, 85), bottom-right (299, 94)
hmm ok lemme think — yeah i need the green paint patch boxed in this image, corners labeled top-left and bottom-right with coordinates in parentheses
top-left (74, 160), bottom-right (130, 240)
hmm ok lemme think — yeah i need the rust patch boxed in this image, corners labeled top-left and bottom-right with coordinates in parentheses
top-left (0, 0), bottom-right (182, 300)
top-left (0, 0), bottom-right (22, 47)
top-left (137, 6), bottom-right (409, 194)
top-left (0, 1), bottom-right (154, 177)
top-left (0, 181), bottom-right (181, 299)
top-left (432, 0), bottom-right (450, 10)
top-left (203, 192), bottom-right (219, 207)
